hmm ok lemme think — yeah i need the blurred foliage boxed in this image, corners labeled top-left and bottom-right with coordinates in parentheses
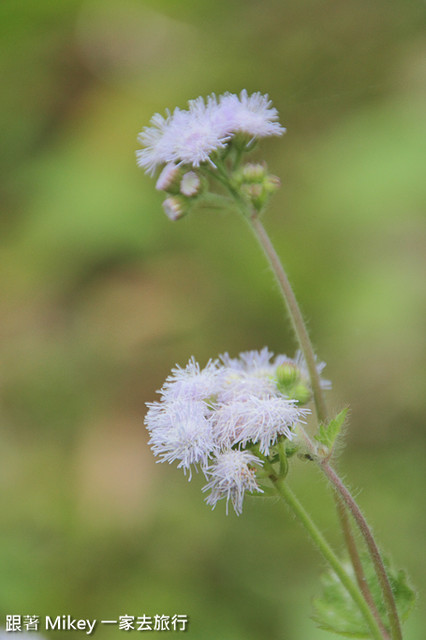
top-left (313, 554), bottom-right (416, 637)
top-left (0, 0), bottom-right (425, 638)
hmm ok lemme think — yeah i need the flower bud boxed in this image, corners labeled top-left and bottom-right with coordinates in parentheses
top-left (241, 183), bottom-right (264, 210)
top-left (234, 162), bottom-right (281, 213)
top-left (234, 162), bottom-right (265, 186)
top-left (241, 162), bottom-right (267, 182)
top-left (276, 363), bottom-right (300, 387)
top-left (264, 174), bottom-right (281, 194)
top-left (162, 195), bottom-right (188, 221)
top-left (180, 171), bottom-right (202, 197)
top-left (291, 383), bottom-right (312, 405)
top-left (156, 163), bottom-right (182, 193)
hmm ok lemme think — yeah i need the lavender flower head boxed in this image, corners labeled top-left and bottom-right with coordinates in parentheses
top-left (144, 349), bottom-right (329, 514)
top-left (216, 90), bottom-right (285, 138)
top-left (203, 449), bottom-right (264, 515)
top-left (212, 395), bottom-right (309, 455)
top-left (136, 91), bottom-right (285, 176)
top-left (145, 399), bottom-right (215, 478)
top-left (159, 357), bottom-right (224, 402)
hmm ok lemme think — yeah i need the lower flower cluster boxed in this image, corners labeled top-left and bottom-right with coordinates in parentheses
top-left (145, 348), bottom-right (327, 514)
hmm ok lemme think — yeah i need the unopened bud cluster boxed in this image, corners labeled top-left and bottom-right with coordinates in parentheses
top-left (155, 164), bottom-right (205, 220)
top-left (234, 163), bottom-right (281, 213)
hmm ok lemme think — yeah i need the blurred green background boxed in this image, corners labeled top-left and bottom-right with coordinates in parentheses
top-left (1, 0), bottom-right (425, 638)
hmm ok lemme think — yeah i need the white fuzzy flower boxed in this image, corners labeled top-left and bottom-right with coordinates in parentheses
top-left (171, 96), bottom-right (230, 166)
top-left (221, 347), bottom-right (274, 375)
top-left (212, 396), bottom-right (308, 454)
top-left (218, 371), bottom-right (277, 403)
top-left (203, 449), bottom-right (263, 515)
top-left (136, 91), bottom-right (285, 176)
top-left (158, 357), bottom-right (224, 403)
top-left (218, 348), bottom-right (282, 402)
top-left (136, 99), bottom-right (229, 175)
top-left (145, 399), bottom-right (215, 476)
top-left (136, 111), bottom-right (174, 176)
top-left (217, 90), bottom-right (285, 138)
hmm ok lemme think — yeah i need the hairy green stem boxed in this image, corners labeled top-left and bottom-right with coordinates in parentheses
top-left (272, 476), bottom-right (385, 640)
top-left (321, 463), bottom-right (402, 640)
top-left (249, 216), bottom-right (328, 424)
top-left (245, 214), bottom-right (401, 639)
top-left (335, 496), bottom-right (390, 639)
top-left (216, 174), bottom-right (401, 638)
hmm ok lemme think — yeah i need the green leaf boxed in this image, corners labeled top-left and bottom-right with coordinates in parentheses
top-left (285, 442), bottom-right (300, 458)
top-left (312, 553), bottom-right (416, 637)
top-left (314, 408), bottom-right (348, 450)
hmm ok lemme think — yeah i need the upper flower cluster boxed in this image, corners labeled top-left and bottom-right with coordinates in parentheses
top-left (144, 348), bottom-right (328, 515)
top-left (136, 90), bottom-right (285, 176)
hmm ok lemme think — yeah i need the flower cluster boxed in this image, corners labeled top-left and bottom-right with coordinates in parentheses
top-left (145, 348), bottom-right (326, 515)
top-left (136, 90), bottom-right (285, 177)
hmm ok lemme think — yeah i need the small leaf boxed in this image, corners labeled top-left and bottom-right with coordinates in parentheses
top-left (285, 442), bottom-right (300, 458)
top-left (312, 552), bottom-right (416, 638)
top-left (314, 407), bottom-right (348, 449)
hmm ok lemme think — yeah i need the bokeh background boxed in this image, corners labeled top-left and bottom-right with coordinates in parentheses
top-left (1, 1), bottom-right (425, 638)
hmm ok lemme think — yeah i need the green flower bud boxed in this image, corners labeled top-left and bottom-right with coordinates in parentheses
top-left (276, 363), bottom-right (300, 387)
top-left (264, 174), bottom-right (281, 194)
top-left (241, 183), bottom-right (264, 211)
top-left (234, 162), bottom-right (281, 213)
top-left (241, 162), bottom-right (267, 182)
top-left (291, 383), bottom-right (312, 405)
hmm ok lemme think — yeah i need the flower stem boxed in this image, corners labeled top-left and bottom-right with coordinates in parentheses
top-left (335, 495), bottom-right (390, 639)
top-left (321, 462), bottom-right (402, 640)
top-left (245, 214), bottom-right (402, 640)
top-left (215, 173), bottom-right (401, 637)
top-left (249, 216), bottom-right (328, 424)
top-left (271, 476), bottom-right (385, 640)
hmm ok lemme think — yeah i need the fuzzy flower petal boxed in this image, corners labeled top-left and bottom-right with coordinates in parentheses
top-left (218, 371), bottom-right (278, 403)
top-left (136, 91), bottom-right (284, 176)
top-left (158, 357), bottom-right (224, 403)
top-left (136, 111), bottom-right (174, 176)
top-left (218, 90), bottom-right (285, 138)
top-left (172, 96), bottom-right (230, 166)
top-left (218, 348), bottom-right (284, 402)
top-left (212, 396), bottom-right (309, 454)
top-left (136, 99), bottom-right (230, 175)
top-left (221, 347), bottom-right (274, 374)
top-left (203, 449), bottom-right (263, 515)
top-left (145, 399), bottom-right (215, 477)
